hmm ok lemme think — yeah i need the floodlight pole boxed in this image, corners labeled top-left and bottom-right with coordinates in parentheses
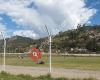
top-left (45, 25), bottom-right (52, 74)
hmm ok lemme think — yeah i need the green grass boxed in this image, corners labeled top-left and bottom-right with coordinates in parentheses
top-left (0, 54), bottom-right (100, 70)
top-left (0, 71), bottom-right (96, 80)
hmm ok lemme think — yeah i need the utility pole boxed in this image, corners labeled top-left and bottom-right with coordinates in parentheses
top-left (45, 25), bottom-right (52, 74)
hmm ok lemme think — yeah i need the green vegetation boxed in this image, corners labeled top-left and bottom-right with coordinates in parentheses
top-left (0, 55), bottom-right (100, 70)
top-left (0, 71), bottom-right (96, 80)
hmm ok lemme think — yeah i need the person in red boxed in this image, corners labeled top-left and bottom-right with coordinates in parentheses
top-left (28, 47), bottom-right (44, 64)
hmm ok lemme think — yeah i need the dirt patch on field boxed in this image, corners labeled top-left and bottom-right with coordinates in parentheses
top-left (0, 65), bottom-right (100, 80)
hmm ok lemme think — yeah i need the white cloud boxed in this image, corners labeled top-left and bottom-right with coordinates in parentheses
top-left (13, 30), bottom-right (39, 39)
top-left (0, 0), bottom-right (97, 38)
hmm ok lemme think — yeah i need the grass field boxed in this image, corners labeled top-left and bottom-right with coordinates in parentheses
top-left (0, 71), bottom-right (96, 80)
top-left (0, 54), bottom-right (100, 70)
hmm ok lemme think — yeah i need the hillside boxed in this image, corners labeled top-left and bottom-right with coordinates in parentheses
top-left (40, 25), bottom-right (100, 53)
top-left (0, 25), bottom-right (100, 53)
top-left (0, 36), bottom-right (35, 53)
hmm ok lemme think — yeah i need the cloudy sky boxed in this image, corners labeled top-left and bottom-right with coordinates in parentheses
top-left (0, 0), bottom-right (100, 39)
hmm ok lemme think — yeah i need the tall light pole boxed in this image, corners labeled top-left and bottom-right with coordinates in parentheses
top-left (0, 32), bottom-right (6, 71)
top-left (45, 25), bottom-right (52, 74)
